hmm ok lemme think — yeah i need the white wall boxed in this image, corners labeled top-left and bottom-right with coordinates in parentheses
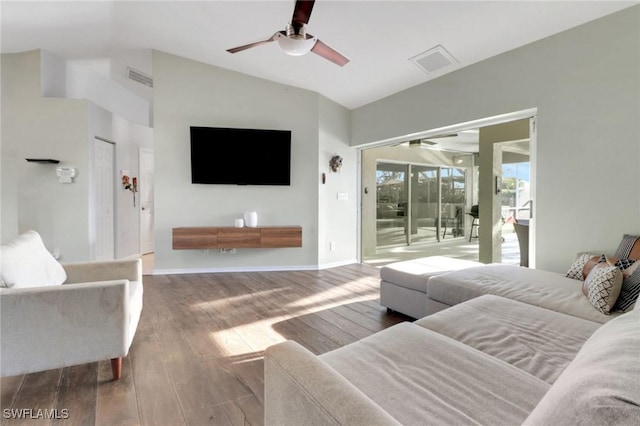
top-left (1, 50), bottom-right (91, 260)
top-left (1, 50), bottom-right (153, 261)
top-left (153, 51), bottom-right (356, 272)
top-left (351, 7), bottom-right (640, 272)
top-left (66, 59), bottom-right (151, 127)
top-left (110, 49), bottom-right (154, 125)
top-left (40, 50), bottom-right (66, 98)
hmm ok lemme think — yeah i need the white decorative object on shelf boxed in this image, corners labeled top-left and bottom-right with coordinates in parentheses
top-left (244, 211), bottom-right (258, 228)
top-left (235, 218), bottom-right (244, 228)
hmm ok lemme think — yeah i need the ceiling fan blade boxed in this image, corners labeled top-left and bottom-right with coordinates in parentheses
top-left (311, 39), bottom-right (350, 66)
top-left (226, 32), bottom-right (281, 54)
top-left (427, 133), bottom-right (458, 139)
top-left (292, 0), bottom-right (315, 28)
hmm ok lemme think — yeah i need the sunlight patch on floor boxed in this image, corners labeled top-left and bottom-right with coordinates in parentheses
top-left (191, 288), bottom-right (284, 311)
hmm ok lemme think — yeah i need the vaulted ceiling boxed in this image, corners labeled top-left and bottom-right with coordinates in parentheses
top-left (1, 1), bottom-right (636, 109)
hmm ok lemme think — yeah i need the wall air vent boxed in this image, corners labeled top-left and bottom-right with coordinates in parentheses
top-left (410, 45), bottom-right (458, 74)
top-left (127, 67), bottom-right (153, 88)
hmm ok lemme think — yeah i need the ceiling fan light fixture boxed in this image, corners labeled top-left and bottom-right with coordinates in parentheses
top-left (276, 32), bottom-right (317, 56)
top-left (226, 1), bottom-right (349, 66)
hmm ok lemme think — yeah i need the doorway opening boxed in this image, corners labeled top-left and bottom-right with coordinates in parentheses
top-left (360, 110), bottom-right (535, 267)
top-left (499, 140), bottom-right (531, 267)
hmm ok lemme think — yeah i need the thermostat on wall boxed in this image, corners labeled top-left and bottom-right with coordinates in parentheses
top-left (56, 167), bottom-right (76, 183)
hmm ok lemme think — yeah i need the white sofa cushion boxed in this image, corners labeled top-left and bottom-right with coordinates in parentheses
top-left (0, 230), bottom-right (66, 288)
top-left (523, 308), bottom-right (640, 425)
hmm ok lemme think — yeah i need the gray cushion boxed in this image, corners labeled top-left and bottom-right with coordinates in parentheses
top-left (416, 295), bottom-right (600, 384)
top-left (523, 308), bottom-right (640, 425)
top-left (321, 322), bottom-right (549, 426)
top-left (427, 264), bottom-right (622, 323)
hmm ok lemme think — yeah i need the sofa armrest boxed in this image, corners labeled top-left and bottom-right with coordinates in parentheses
top-left (265, 341), bottom-right (401, 426)
top-left (1, 280), bottom-right (131, 377)
top-left (62, 258), bottom-right (141, 284)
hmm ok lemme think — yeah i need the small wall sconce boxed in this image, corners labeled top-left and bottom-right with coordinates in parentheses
top-left (122, 175), bottom-right (136, 191)
top-left (329, 155), bottom-right (343, 172)
top-left (122, 175), bottom-right (138, 206)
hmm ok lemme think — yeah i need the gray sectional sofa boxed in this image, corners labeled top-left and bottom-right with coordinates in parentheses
top-left (427, 263), bottom-right (625, 323)
top-left (380, 257), bottom-right (629, 323)
top-left (265, 247), bottom-right (640, 424)
top-left (265, 294), bottom-right (640, 425)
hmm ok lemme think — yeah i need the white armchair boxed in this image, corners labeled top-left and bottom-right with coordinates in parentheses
top-left (0, 231), bottom-right (143, 380)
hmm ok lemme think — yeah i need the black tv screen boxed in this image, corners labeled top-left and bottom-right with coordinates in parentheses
top-left (190, 127), bottom-right (291, 186)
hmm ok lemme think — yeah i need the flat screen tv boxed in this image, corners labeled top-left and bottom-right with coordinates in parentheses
top-left (190, 126), bottom-right (291, 186)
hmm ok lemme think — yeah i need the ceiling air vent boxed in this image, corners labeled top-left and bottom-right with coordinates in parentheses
top-left (127, 67), bottom-right (153, 88)
top-left (410, 45), bottom-right (458, 74)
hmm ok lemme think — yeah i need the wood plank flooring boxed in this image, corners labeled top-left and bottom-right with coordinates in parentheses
top-left (0, 264), bottom-right (409, 425)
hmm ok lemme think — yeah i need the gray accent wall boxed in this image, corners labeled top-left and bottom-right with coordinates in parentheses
top-left (152, 51), bottom-right (357, 272)
top-left (318, 95), bottom-right (358, 267)
top-left (351, 7), bottom-right (640, 272)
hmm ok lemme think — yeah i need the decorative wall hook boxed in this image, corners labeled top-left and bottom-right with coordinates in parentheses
top-left (329, 155), bottom-right (343, 173)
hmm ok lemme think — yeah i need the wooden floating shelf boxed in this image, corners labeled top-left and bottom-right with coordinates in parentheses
top-left (26, 158), bottom-right (60, 164)
top-left (172, 226), bottom-right (302, 250)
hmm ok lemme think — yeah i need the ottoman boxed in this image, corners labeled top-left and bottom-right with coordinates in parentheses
top-left (380, 256), bottom-right (482, 318)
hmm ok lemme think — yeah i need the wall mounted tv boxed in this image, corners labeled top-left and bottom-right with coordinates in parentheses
top-left (190, 126), bottom-right (291, 186)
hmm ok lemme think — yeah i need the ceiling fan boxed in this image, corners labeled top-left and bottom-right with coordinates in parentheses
top-left (226, 0), bottom-right (350, 67)
top-left (402, 134), bottom-right (459, 148)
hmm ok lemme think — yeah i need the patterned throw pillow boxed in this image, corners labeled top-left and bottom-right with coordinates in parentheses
top-left (614, 234), bottom-right (640, 260)
top-left (580, 254), bottom-right (608, 281)
top-left (566, 254), bottom-right (597, 280)
top-left (585, 262), bottom-right (623, 314)
top-left (614, 261), bottom-right (640, 312)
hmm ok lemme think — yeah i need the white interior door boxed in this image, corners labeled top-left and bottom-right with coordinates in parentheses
top-left (94, 138), bottom-right (115, 260)
top-left (139, 148), bottom-right (154, 254)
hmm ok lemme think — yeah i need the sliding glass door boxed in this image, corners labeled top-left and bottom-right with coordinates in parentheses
top-left (410, 165), bottom-right (440, 244)
top-left (441, 167), bottom-right (466, 239)
top-left (376, 162), bottom-right (467, 249)
top-left (376, 162), bottom-right (408, 247)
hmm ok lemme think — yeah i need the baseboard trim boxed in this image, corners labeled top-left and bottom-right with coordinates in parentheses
top-left (152, 259), bottom-right (359, 275)
top-left (317, 259), bottom-right (360, 270)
